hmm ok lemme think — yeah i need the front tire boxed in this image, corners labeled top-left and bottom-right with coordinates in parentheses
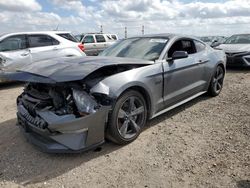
top-left (107, 90), bottom-right (147, 145)
top-left (208, 65), bottom-right (225, 96)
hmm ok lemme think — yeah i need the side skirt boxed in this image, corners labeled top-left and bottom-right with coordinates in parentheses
top-left (151, 91), bottom-right (207, 119)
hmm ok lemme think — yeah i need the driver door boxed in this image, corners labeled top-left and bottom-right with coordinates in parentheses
top-left (162, 39), bottom-right (203, 108)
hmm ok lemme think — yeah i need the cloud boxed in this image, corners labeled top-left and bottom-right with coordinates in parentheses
top-left (1, 0), bottom-right (250, 37)
top-left (50, 0), bottom-right (85, 12)
top-left (180, 0), bottom-right (250, 19)
top-left (101, 0), bottom-right (250, 21)
top-left (96, 0), bottom-right (250, 36)
top-left (0, 11), bottom-right (61, 33)
top-left (0, 0), bottom-right (41, 12)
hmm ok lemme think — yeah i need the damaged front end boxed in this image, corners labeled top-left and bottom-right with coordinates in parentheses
top-left (17, 82), bottom-right (111, 153)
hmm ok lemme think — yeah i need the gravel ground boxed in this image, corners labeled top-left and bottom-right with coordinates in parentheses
top-left (0, 69), bottom-right (249, 188)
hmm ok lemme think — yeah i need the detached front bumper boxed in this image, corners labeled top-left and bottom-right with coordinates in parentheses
top-left (17, 104), bottom-right (111, 153)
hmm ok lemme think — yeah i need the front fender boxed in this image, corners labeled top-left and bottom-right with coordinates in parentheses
top-left (90, 69), bottom-right (162, 116)
top-left (91, 80), bottom-right (153, 100)
top-left (89, 64), bottom-right (163, 118)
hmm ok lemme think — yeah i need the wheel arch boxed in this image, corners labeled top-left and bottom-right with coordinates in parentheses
top-left (91, 80), bottom-right (156, 119)
top-left (119, 85), bottom-right (152, 119)
top-left (207, 61), bottom-right (226, 89)
top-left (217, 62), bottom-right (226, 73)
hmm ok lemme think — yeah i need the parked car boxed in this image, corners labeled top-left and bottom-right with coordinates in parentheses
top-left (199, 36), bottom-right (227, 47)
top-left (216, 34), bottom-right (250, 67)
top-left (75, 33), bottom-right (118, 56)
top-left (5, 34), bottom-right (226, 153)
top-left (0, 31), bottom-right (86, 81)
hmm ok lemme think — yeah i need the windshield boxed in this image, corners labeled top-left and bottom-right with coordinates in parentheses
top-left (200, 37), bottom-right (213, 43)
top-left (99, 37), bottom-right (168, 61)
top-left (75, 34), bottom-right (84, 42)
top-left (224, 34), bottom-right (250, 44)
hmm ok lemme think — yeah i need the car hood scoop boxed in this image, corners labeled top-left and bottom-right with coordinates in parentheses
top-left (2, 56), bottom-right (152, 83)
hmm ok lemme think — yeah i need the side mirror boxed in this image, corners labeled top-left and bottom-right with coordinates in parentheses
top-left (211, 41), bottom-right (221, 48)
top-left (171, 51), bottom-right (188, 60)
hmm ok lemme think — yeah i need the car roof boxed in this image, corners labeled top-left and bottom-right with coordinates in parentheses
top-left (231, 33), bottom-right (250, 36)
top-left (122, 33), bottom-right (208, 46)
top-left (77, 33), bottom-right (117, 35)
top-left (128, 33), bottom-right (199, 40)
top-left (1, 31), bottom-right (71, 36)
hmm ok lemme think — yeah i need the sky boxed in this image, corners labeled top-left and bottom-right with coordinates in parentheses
top-left (0, 0), bottom-right (250, 38)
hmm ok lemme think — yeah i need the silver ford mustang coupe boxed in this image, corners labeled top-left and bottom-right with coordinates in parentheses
top-left (5, 34), bottom-right (226, 153)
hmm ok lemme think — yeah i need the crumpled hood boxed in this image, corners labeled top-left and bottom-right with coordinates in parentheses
top-left (217, 44), bottom-right (250, 53)
top-left (2, 56), bottom-right (152, 83)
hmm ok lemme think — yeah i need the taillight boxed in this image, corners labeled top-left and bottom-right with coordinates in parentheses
top-left (78, 43), bottom-right (85, 51)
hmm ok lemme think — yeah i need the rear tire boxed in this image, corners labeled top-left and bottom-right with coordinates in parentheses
top-left (208, 65), bottom-right (225, 96)
top-left (107, 90), bottom-right (147, 145)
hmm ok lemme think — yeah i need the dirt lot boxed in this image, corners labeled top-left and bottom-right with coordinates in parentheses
top-left (0, 69), bottom-right (249, 188)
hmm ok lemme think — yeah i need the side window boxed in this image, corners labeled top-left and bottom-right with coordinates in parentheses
top-left (181, 40), bottom-right (196, 54)
top-left (95, 35), bottom-right (106, 43)
top-left (28, 35), bottom-right (59, 48)
top-left (168, 40), bottom-right (196, 57)
top-left (111, 35), bottom-right (117, 40)
top-left (57, 33), bottom-right (78, 42)
top-left (106, 35), bottom-right (112, 40)
top-left (83, 35), bottom-right (95, 43)
top-left (194, 41), bottom-right (206, 52)
top-left (168, 40), bottom-right (182, 57)
top-left (0, 35), bottom-right (27, 52)
top-left (51, 37), bottom-right (59, 45)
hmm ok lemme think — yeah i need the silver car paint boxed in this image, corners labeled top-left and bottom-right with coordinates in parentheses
top-left (13, 35), bottom-right (226, 118)
top-left (12, 34), bottom-right (226, 152)
top-left (91, 35), bottom-right (226, 118)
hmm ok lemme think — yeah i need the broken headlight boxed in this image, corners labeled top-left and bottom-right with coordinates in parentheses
top-left (72, 89), bottom-right (99, 115)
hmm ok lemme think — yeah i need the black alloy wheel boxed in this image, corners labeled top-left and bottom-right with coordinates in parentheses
top-left (107, 90), bottom-right (147, 145)
top-left (209, 65), bottom-right (225, 96)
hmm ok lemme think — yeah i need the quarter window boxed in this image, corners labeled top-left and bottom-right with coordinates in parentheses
top-left (57, 33), bottom-right (78, 42)
top-left (95, 35), bottom-right (106, 43)
top-left (0, 35), bottom-right (27, 52)
top-left (111, 35), bottom-right (117, 40)
top-left (83, 35), bottom-right (95, 43)
top-left (194, 41), bottom-right (206, 52)
top-left (28, 35), bottom-right (59, 48)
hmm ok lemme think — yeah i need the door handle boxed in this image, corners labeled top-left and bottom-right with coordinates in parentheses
top-left (21, 52), bottom-right (29, 56)
top-left (198, 59), bottom-right (209, 64)
top-left (53, 47), bottom-right (59, 51)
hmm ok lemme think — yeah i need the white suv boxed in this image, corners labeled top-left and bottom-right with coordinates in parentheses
top-left (0, 31), bottom-right (86, 71)
top-left (75, 33), bottom-right (118, 56)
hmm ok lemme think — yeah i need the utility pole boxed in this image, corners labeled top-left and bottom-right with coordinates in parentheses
top-left (100, 25), bottom-right (103, 33)
top-left (125, 27), bottom-right (127, 39)
top-left (54, 24), bottom-right (59, 31)
top-left (142, 25), bottom-right (144, 35)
